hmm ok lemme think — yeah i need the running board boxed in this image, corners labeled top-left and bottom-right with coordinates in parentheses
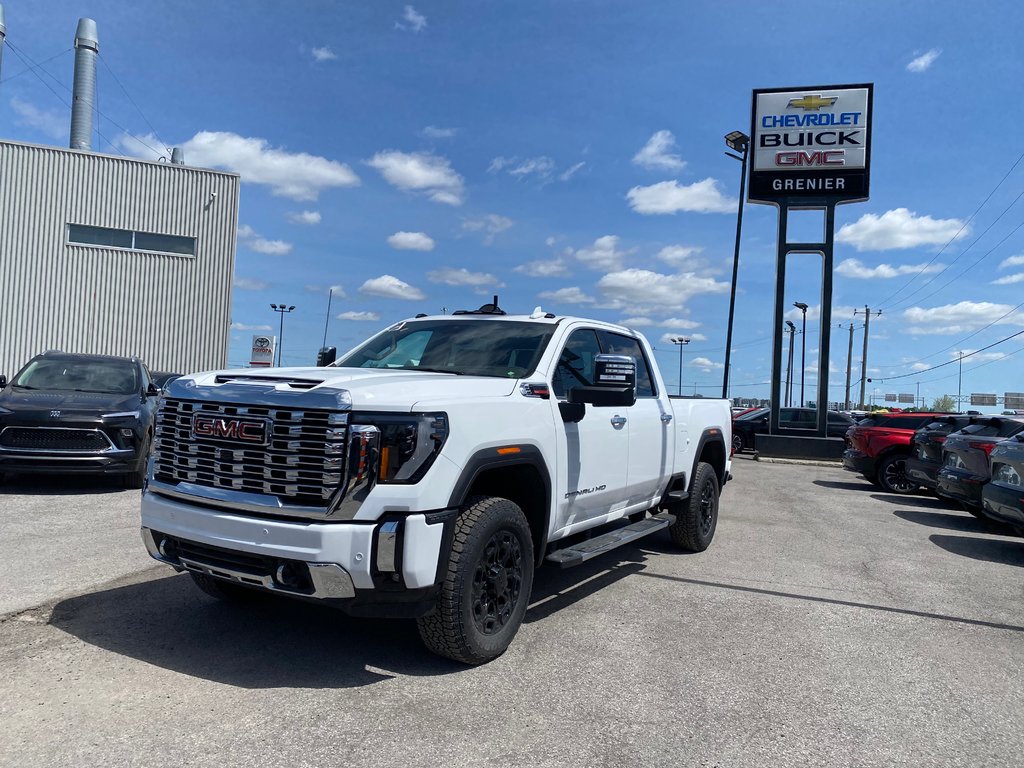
top-left (545, 513), bottom-right (675, 568)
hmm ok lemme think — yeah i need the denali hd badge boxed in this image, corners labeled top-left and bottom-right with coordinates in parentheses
top-left (191, 413), bottom-right (270, 445)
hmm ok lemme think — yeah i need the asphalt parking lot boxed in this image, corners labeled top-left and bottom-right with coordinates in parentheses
top-left (1, 460), bottom-right (1022, 768)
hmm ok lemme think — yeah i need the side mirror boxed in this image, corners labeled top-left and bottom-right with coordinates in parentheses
top-left (146, 383), bottom-right (161, 397)
top-left (0, 374), bottom-right (6, 388)
top-left (568, 355), bottom-right (637, 408)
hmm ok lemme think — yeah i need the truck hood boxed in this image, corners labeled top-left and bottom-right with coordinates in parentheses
top-left (174, 367), bottom-right (520, 411)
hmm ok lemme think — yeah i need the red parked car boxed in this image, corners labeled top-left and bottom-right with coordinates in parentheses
top-left (843, 412), bottom-right (947, 494)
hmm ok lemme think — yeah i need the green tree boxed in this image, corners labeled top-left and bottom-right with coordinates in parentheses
top-left (931, 394), bottom-right (957, 412)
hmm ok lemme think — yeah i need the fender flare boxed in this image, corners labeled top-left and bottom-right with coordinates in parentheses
top-left (690, 427), bottom-right (728, 489)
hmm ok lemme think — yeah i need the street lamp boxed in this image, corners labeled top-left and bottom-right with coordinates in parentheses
top-left (270, 303), bottom-right (296, 367)
top-left (785, 321), bottom-right (796, 407)
top-left (722, 130), bottom-right (749, 400)
top-left (793, 301), bottom-right (809, 407)
top-left (671, 337), bottom-right (691, 396)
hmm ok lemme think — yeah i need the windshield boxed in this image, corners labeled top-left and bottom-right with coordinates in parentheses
top-left (14, 358), bottom-right (139, 395)
top-left (335, 320), bottom-right (556, 378)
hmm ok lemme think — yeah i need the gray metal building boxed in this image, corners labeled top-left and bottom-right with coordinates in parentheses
top-left (0, 138), bottom-right (240, 376)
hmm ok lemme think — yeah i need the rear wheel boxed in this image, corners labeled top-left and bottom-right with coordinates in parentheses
top-left (731, 432), bottom-right (744, 454)
top-left (877, 454), bottom-right (918, 495)
top-left (417, 496), bottom-right (534, 665)
top-left (669, 461), bottom-right (719, 552)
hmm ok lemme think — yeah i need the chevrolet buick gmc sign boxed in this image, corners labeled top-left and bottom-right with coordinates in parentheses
top-left (749, 83), bottom-right (872, 204)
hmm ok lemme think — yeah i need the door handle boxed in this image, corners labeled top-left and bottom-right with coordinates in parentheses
top-left (610, 415), bottom-right (627, 427)
top-left (661, 413), bottom-right (673, 423)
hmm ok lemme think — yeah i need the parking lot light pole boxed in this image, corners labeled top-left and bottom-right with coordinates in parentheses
top-left (671, 337), bottom-right (690, 396)
top-left (793, 302), bottom-right (808, 408)
top-left (785, 321), bottom-right (796, 407)
top-left (722, 130), bottom-right (749, 400)
top-left (270, 303), bottom-right (296, 367)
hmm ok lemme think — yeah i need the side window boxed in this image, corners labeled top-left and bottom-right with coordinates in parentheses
top-left (597, 331), bottom-right (656, 397)
top-left (551, 329), bottom-right (602, 399)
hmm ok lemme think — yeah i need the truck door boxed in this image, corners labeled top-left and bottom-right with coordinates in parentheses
top-left (549, 328), bottom-right (629, 532)
top-left (598, 330), bottom-right (670, 506)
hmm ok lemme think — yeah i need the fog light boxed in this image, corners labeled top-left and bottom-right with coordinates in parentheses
top-left (120, 428), bottom-right (134, 437)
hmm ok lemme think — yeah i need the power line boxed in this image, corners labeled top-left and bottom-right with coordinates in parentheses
top-left (0, 46), bottom-right (71, 84)
top-left (97, 53), bottom-right (170, 155)
top-left (868, 327), bottom-right (1024, 382)
top-left (874, 149), bottom-right (1024, 309)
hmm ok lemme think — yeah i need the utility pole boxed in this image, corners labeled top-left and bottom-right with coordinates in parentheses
top-left (321, 288), bottom-right (334, 350)
top-left (916, 381), bottom-right (921, 410)
top-left (854, 306), bottom-right (882, 409)
top-left (957, 351), bottom-right (964, 409)
top-left (840, 322), bottom-right (855, 410)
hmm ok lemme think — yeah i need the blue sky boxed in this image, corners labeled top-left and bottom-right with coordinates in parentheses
top-left (3, 1), bottom-right (1024, 409)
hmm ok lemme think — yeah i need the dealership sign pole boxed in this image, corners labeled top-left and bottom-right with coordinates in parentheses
top-left (249, 334), bottom-right (275, 367)
top-left (748, 83), bottom-right (873, 441)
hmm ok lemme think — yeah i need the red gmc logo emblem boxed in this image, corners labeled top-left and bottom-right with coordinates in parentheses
top-left (191, 414), bottom-right (269, 445)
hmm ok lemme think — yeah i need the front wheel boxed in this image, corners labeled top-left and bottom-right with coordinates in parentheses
top-left (417, 496), bottom-right (535, 665)
top-left (669, 461), bottom-right (720, 552)
top-left (877, 454), bottom-right (918, 495)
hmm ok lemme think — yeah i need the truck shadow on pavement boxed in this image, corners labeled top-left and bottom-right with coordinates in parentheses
top-left (46, 542), bottom-right (661, 687)
top-left (0, 474), bottom-right (125, 496)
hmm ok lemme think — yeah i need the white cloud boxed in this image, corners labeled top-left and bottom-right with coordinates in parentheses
top-left (337, 311), bottom-right (380, 321)
top-left (691, 357), bottom-right (724, 371)
top-left (234, 276), bottom-right (268, 291)
top-left (427, 267), bottom-right (503, 289)
top-left (462, 214), bottom-right (513, 244)
top-left (632, 130), bottom-right (686, 171)
top-left (993, 273), bottom-right (1024, 285)
top-left (538, 287), bottom-right (595, 305)
top-left (627, 178), bottom-right (737, 215)
top-left (489, 156), bottom-right (555, 180)
top-left (837, 258), bottom-right (944, 279)
top-left (287, 210), bottom-right (321, 225)
top-left (421, 126), bottom-right (457, 140)
top-left (907, 48), bottom-right (941, 73)
top-left (387, 231), bottom-right (436, 251)
top-left (398, 5), bottom-right (427, 32)
top-left (359, 275), bottom-right (426, 300)
top-left (10, 97), bottom-right (65, 139)
top-left (597, 269), bottom-right (729, 313)
top-left (657, 245), bottom-right (705, 269)
top-left (953, 350), bottom-right (1006, 363)
top-left (560, 162), bottom-right (586, 181)
top-left (237, 224), bottom-right (292, 256)
top-left (911, 362), bottom-right (930, 372)
top-left (836, 208), bottom-right (968, 251)
top-left (118, 131), bottom-right (360, 201)
top-left (660, 317), bottom-right (702, 330)
top-left (515, 258), bottom-right (571, 278)
top-left (311, 46), bottom-right (337, 62)
top-left (903, 301), bottom-right (1024, 335)
top-left (367, 150), bottom-right (464, 205)
top-left (621, 317), bottom-right (654, 327)
top-left (304, 284), bottom-right (346, 297)
top-left (572, 235), bottom-right (634, 271)
top-left (231, 322), bottom-right (273, 332)
top-left (999, 255), bottom-right (1024, 270)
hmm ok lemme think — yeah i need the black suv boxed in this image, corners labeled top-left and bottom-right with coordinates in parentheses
top-left (732, 407), bottom-right (854, 453)
top-left (0, 352), bottom-right (160, 488)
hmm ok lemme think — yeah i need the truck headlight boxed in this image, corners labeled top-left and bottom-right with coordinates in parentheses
top-left (351, 412), bottom-right (448, 484)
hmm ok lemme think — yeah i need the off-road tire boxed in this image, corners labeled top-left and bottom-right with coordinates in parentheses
top-left (669, 461), bottom-right (719, 552)
top-left (189, 572), bottom-right (262, 602)
top-left (876, 453), bottom-right (918, 495)
top-left (417, 495), bottom-right (534, 665)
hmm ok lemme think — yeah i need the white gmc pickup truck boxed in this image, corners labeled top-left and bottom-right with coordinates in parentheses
top-left (140, 302), bottom-right (732, 664)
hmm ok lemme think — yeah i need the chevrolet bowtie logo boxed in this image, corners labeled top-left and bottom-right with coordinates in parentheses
top-left (788, 94), bottom-right (837, 111)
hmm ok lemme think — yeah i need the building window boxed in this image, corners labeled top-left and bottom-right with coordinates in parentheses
top-left (67, 224), bottom-right (196, 256)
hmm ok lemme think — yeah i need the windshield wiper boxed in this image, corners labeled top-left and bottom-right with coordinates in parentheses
top-left (408, 367), bottom-right (465, 375)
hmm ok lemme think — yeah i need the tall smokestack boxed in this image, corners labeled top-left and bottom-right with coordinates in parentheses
top-left (0, 6), bottom-right (7, 82)
top-left (70, 17), bottom-right (99, 151)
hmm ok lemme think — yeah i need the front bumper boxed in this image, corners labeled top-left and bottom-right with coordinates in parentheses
top-left (141, 489), bottom-right (451, 615)
top-left (981, 483), bottom-right (1024, 528)
top-left (0, 448), bottom-right (139, 474)
top-left (842, 449), bottom-right (875, 476)
top-left (905, 456), bottom-right (940, 490)
top-left (935, 468), bottom-right (986, 507)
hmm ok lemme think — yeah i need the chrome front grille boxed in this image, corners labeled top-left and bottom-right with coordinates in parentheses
top-left (153, 398), bottom-right (347, 508)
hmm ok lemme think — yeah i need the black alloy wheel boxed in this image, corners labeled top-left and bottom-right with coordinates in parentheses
top-left (472, 530), bottom-right (524, 635)
top-left (878, 454), bottom-right (918, 495)
top-left (732, 432), bottom-right (744, 454)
